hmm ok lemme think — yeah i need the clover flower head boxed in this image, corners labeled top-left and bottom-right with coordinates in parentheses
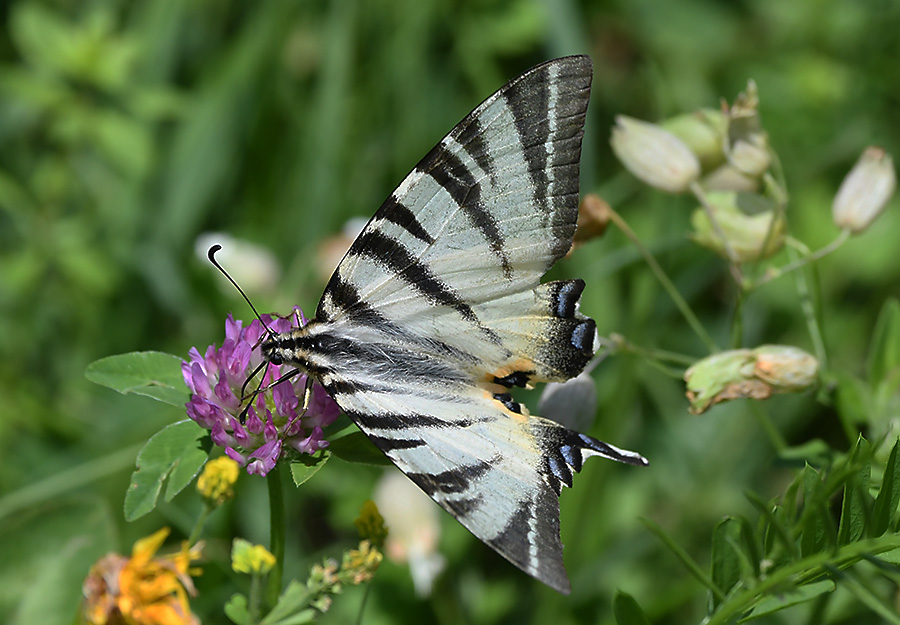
top-left (182, 310), bottom-right (340, 476)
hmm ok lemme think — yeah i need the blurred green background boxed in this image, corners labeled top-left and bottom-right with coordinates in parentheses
top-left (2, 0), bottom-right (900, 623)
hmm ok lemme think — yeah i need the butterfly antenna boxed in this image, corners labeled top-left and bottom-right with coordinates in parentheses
top-left (207, 244), bottom-right (276, 337)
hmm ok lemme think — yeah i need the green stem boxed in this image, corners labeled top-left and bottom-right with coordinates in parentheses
top-left (705, 534), bottom-right (900, 625)
top-left (356, 582), bottom-right (372, 625)
top-left (731, 289), bottom-right (745, 349)
top-left (748, 402), bottom-right (787, 453)
top-left (753, 230), bottom-right (851, 288)
top-left (266, 464), bottom-right (286, 608)
top-left (606, 207), bottom-right (719, 354)
top-left (790, 248), bottom-right (829, 371)
top-left (248, 571), bottom-right (264, 625)
top-left (607, 333), bottom-right (697, 367)
top-left (187, 502), bottom-right (212, 546)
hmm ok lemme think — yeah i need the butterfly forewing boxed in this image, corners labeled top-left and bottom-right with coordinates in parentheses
top-left (262, 55), bottom-right (648, 594)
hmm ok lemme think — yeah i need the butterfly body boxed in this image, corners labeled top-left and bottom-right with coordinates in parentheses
top-left (261, 55), bottom-right (647, 594)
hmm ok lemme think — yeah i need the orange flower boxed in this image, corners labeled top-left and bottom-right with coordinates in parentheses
top-left (83, 528), bottom-right (202, 625)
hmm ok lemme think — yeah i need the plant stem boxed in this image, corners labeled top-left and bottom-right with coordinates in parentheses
top-left (248, 571), bottom-right (264, 625)
top-left (188, 502), bottom-right (212, 546)
top-left (266, 464), bottom-right (286, 608)
top-left (790, 249), bottom-right (829, 370)
top-left (606, 206), bottom-right (719, 354)
top-left (753, 230), bottom-right (851, 288)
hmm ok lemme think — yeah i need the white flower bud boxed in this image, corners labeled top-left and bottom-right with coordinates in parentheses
top-left (832, 147), bottom-right (896, 234)
top-left (611, 115), bottom-right (701, 193)
top-left (195, 232), bottom-right (280, 294)
top-left (538, 371), bottom-right (598, 432)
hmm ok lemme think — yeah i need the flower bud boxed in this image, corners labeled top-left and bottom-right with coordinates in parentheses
top-left (374, 470), bottom-right (444, 596)
top-left (751, 345), bottom-right (819, 391)
top-left (354, 499), bottom-right (388, 549)
top-left (725, 81), bottom-right (771, 178)
top-left (832, 147), bottom-right (896, 234)
top-left (611, 115), bottom-right (700, 193)
top-left (538, 370), bottom-right (598, 432)
top-left (690, 191), bottom-right (785, 261)
top-left (572, 193), bottom-right (611, 247)
top-left (662, 109), bottom-right (727, 172)
top-left (196, 232), bottom-right (280, 295)
top-left (197, 456), bottom-right (240, 505)
top-left (702, 164), bottom-right (759, 192)
top-left (684, 345), bottom-right (818, 415)
top-left (232, 538), bottom-right (276, 574)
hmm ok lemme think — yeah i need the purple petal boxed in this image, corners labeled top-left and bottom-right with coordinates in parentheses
top-left (273, 381), bottom-right (299, 418)
top-left (225, 447), bottom-right (248, 466)
top-left (225, 314), bottom-right (242, 344)
top-left (291, 426), bottom-right (328, 455)
top-left (246, 439), bottom-right (282, 476)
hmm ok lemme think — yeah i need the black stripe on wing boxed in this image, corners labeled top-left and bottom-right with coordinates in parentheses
top-left (343, 409), bottom-right (477, 432)
top-left (504, 57), bottom-right (591, 265)
top-left (379, 195), bottom-right (436, 244)
top-left (348, 229), bottom-right (484, 324)
top-left (406, 458), bottom-right (494, 496)
top-left (418, 143), bottom-right (512, 279)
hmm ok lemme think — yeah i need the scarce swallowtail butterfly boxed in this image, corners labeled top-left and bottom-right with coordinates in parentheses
top-left (261, 55), bottom-right (648, 594)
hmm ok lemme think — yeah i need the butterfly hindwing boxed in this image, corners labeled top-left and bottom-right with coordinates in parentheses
top-left (262, 55), bottom-right (648, 594)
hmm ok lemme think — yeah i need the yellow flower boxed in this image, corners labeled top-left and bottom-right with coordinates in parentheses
top-left (342, 540), bottom-right (383, 585)
top-left (82, 527), bottom-right (202, 625)
top-left (231, 538), bottom-right (276, 574)
top-left (196, 456), bottom-right (240, 505)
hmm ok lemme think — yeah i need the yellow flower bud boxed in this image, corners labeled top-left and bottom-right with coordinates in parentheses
top-left (231, 538), bottom-right (276, 574)
top-left (690, 191), bottom-right (785, 261)
top-left (611, 115), bottom-right (700, 193)
top-left (832, 147), bottom-right (896, 234)
top-left (197, 456), bottom-right (240, 505)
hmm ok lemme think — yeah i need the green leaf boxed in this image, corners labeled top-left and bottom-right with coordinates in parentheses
top-left (837, 462), bottom-right (872, 545)
top-left (328, 431), bottom-right (391, 466)
top-left (738, 516), bottom-right (760, 577)
top-left (290, 451), bottom-right (330, 487)
top-left (86, 351), bottom-right (187, 406)
top-left (800, 464), bottom-right (829, 557)
top-left (711, 518), bottom-right (742, 608)
top-left (875, 547), bottom-right (900, 565)
top-left (737, 580), bottom-right (835, 623)
top-left (123, 420), bottom-right (209, 521)
top-left (873, 438), bottom-right (900, 536)
top-left (613, 591), bottom-right (652, 625)
top-left (225, 593), bottom-right (249, 625)
top-left (261, 580), bottom-right (316, 625)
top-left (867, 298), bottom-right (900, 388)
top-left (834, 372), bottom-right (871, 431)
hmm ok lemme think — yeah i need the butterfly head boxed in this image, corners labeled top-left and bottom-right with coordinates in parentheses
top-left (259, 326), bottom-right (320, 370)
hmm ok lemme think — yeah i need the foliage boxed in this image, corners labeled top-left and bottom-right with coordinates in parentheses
top-left (3, 1), bottom-right (900, 624)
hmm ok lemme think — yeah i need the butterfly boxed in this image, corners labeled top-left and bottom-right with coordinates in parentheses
top-left (261, 55), bottom-right (648, 594)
